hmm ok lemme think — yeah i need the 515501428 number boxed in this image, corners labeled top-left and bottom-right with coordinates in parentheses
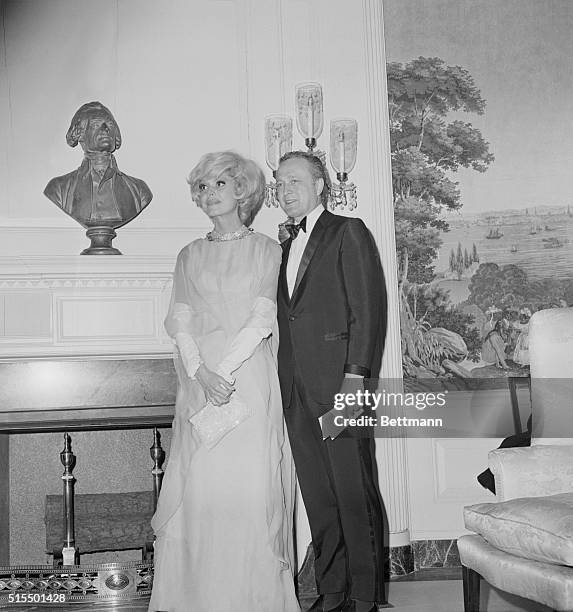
top-left (5, 592), bottom-right (68, 604)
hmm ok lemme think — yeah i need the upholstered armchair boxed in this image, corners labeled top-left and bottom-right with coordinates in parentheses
top-left (458, 307), bottom-right (573, 612)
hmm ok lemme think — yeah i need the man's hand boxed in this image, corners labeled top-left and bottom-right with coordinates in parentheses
top-left (320, 374), bottom-right (365, 440)
top-left (195, 364), bottom-right (235, 406)
top-left (337, 374), bottom-right (366, 422)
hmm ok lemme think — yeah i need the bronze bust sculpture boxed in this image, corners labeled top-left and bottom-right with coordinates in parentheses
top-left (44, 101), bottom-right (153, 254)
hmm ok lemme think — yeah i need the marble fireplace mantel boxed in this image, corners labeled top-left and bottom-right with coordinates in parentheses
top-left (0, 356), bottom-right (176, 432)
top-left (0, 255), bottom-right (179, 429)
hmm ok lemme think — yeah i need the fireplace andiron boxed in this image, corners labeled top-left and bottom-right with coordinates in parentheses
top-left (0, 429), bottom-right (166, 606)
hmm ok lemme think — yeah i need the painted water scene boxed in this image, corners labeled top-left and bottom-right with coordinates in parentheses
top-left (384, 0), bottom-right (573, 380)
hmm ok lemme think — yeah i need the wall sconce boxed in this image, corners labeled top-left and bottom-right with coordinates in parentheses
top-left (329, 118), bottom-right (358, 210)
top-left (295, 82), bottom-right (324, 153)
top-left (264, 82), bottom-right (358, 210)
top-left (264, 115), bottom-right (293, 208)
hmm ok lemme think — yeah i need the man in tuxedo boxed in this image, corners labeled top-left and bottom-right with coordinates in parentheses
top-left (276, 151), bottom-right (387, 612)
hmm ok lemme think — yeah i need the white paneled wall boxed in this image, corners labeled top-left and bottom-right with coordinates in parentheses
top-left (3, 0), bottom-right (505, 559)
top-left (0, 0), bottom-right (395, 256)
top-left (0, 256), bottom-right (177, 357)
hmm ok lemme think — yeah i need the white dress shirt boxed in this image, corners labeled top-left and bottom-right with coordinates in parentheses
top-left (286, 204), bottom-right (325, 297)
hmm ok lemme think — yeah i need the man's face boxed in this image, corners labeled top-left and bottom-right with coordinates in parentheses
top-left (276, 157), bottom-right (323, 220)
top-left (81, 113), bottom-right (118, 153)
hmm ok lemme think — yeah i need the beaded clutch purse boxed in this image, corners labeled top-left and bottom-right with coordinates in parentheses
top-left (189, 396), bottom-right (252, 449)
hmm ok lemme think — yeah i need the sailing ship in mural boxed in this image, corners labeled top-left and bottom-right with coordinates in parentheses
top-left (387, 56), bottom-right (573, 380)
top-left (485, 227), bottom-right (503, 239)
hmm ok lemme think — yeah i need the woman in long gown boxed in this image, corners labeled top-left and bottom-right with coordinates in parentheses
top-left (148, 151), bottom-right (300, 612)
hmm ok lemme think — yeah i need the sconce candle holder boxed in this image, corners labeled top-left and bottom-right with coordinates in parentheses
top-left (264, 82), bottom-right (358, 210)
top-left (329, 118), bottom-right (358, 210)
top-left (264, 115), bottom-right (293, 207)
top-left (295, 82), bottom-right (324, 154)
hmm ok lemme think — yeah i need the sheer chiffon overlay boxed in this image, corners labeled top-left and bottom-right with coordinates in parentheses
top-left (148, 233), bottom-right (299, 612)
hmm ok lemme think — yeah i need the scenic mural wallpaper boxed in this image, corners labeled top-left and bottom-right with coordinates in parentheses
top-left (383, 0), bottom-right (573, 381)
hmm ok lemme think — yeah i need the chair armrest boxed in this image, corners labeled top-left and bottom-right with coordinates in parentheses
top-left (489, 444), bottom-right (573, 501)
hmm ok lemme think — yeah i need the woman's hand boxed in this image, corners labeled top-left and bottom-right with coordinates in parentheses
top-left (195, 364), bottom-right (235, 405)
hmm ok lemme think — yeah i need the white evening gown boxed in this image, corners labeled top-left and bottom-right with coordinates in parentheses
top-left (148, 231), bottom-right (300, 612)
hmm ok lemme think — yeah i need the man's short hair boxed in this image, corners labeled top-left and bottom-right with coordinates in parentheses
top-left (279, 150), bottom-right (331, 208)
top-left (66, 101), bottom-right (122, 149)
top-left (187, 151), bottom-right (266, 227)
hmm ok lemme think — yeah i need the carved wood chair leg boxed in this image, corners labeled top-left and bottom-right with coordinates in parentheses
top-left (462, 565), bottom-right (481, 612)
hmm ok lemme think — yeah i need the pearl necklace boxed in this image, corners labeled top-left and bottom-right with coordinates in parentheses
top-left (206, 225), bottom-right (254, 242)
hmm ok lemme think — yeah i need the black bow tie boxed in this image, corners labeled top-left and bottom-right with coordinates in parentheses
top-left (286, 217), bottom-right (307, 240)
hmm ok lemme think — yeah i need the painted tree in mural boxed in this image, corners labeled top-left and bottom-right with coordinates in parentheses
top-left (469, 262), bottom-right (573, 312)
top-left (387, 57), bottom-right (494, 375)
top-left (388, 56), bottom-right (494, 281)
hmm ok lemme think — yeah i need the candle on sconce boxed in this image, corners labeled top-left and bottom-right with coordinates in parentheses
top-left (338, 131), bottom-right (346, 173)
top-left (272, 132), bottom-right (281, 169)
top-left (263, 114), bottom-right (293, 206)
top-left (279, 137), bottom-right (287, 160)
top-left (307, 96), bottom-right (314, 139)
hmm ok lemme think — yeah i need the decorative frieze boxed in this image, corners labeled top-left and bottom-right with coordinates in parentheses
top-left (0, 278), bottom-right (172, 290)
top-left (0, 561), bottom-right (153, 605)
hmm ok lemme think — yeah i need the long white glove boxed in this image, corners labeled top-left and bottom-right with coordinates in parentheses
top-left (174, 332), bottom-right (203, 379)
top-left (216, 297), bottom-right (275, 382)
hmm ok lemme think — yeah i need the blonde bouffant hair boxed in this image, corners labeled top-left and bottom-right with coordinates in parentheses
top-left (187, 151), bottom-right (266, 227)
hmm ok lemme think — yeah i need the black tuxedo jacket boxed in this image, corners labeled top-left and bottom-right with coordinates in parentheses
top-left (277, 209), bottom-right (387, 417)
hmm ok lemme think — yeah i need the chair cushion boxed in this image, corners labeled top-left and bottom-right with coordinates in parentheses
top-left (464, 492), bottom-right (573, 566)
top-left (458, 534), bottom-right (573, 611)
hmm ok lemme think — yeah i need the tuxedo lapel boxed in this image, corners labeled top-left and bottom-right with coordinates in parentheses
top-left (279, 239), bottom-right (292, 303)
top-left (291, 210), bottom-right (331, 303)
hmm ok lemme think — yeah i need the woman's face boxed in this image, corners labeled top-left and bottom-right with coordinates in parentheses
top-left (196, 174), bottom-right (239, 222)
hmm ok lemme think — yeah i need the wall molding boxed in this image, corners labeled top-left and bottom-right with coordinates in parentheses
top-left (0, 278), bottom-right (171, 289)
top-left (433, 438), bottom-right (495, 503)
top-left (0, 255), bottom-right (174, 278)
top-left (0, 256), bottom-right (174, 358)
top-left (0, 219), bottom-right (211, 258)
top-left (360, 0), bottom-right (410, 548)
